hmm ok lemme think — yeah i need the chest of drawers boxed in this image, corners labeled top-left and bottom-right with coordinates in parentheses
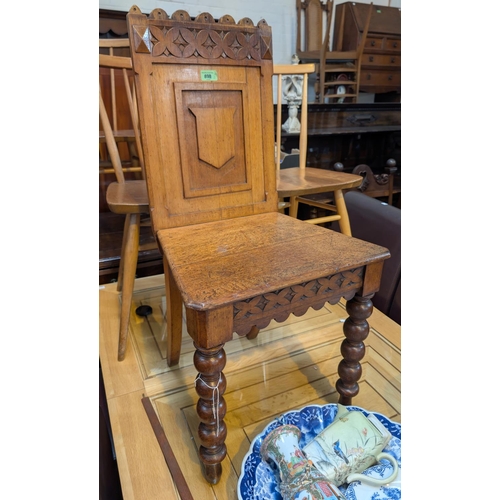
top-left (333, 2), bottom-right (401, 95)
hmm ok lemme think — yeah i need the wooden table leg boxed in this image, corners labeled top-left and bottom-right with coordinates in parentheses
top-left (336, 293), bottom-right (373, 405)
top-left (246, 325), bottom-right (260, 339)
top-left (193, 343), bottom-right (227, 484)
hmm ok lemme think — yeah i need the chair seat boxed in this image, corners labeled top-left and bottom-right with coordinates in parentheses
top-left (277, 167), bottom-right (362, 198)
top-left (157, 212), bottom-right (388, 311)
top-left (106, 180), bottom-right (150, 214)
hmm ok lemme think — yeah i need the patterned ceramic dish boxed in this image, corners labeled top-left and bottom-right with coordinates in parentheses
top-left (237, 404), bottom-right (401, 500)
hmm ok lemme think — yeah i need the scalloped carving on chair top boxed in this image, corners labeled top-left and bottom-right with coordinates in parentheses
top-left (127, 5), bottom-right (272, 61)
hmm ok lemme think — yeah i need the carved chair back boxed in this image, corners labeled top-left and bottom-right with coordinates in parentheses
top-left (296, 0), bottom-right (333, 60)
top-left (126, 7), bottom-right (278, 234)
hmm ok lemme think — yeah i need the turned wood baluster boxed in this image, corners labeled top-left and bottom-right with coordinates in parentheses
top-left (336, 293), bottom-right (373, 404)
top-left (193, 343), bottom-right (228, 484)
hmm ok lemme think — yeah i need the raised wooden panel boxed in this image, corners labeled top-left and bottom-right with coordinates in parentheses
top-left (175, 83), bottom-right (250, 198)
top-left (143, 65), bottom-right (270, 225)
top-left (304, 0), bottom-right (324, 52)
top-left (189, 106), bottom-right (237, 170)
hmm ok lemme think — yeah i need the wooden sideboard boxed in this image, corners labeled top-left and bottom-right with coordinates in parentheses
top-left (278, 102), bottom-right (401, 174)
top-left (333, 2), bottom-right (401, 95)
top-left (277, 101), bottom-right (401, 213)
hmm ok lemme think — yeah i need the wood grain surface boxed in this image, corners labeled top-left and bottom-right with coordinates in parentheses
top-left (100, 274), bottom-right (401, 500)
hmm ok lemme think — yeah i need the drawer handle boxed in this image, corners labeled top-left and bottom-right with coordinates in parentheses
top-left (370, 41), bottom-right (375, 46)
top-left (393, 42), bottom-right (398, 48)
top-left (391, 57), bottom-right (395, 63)
top-left (347, 114), bottom-right (376, 124)
top-left (388, 75), bottom-right (393, 81)
top-left (367, 73), bottom-right (371, 80)
top-left (369, 56), bottom-right (374, 62)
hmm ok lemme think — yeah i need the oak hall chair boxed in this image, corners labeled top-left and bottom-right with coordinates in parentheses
top-left (273, 63), bottom-right (363, 234)
top-left (126, 6), bottom-right (390, 484)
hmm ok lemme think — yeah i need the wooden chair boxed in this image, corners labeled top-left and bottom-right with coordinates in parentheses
top-left (295, 0), bottom-right (373, 103)
top-left (99, 51), bottom-right (163, 362)
top-left (350, 161), bottom-right (401, 206)
top-left (126, 6), bottom-right (390, 484)
top-left (318, 2), bottom-right (373, 103)
top-left (99, 39), bottom-right (143, 177)
top-left (274, 63), bottom-right (363, 234)
top-left (295, 0), bottom-right (331, 64)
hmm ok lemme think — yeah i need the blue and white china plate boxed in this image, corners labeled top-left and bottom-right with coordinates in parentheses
top-left (237, 404), bottom-right (401, 500)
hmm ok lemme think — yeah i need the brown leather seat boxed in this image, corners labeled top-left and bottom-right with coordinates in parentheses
top-left (332, 191), bottom-right (401, 324)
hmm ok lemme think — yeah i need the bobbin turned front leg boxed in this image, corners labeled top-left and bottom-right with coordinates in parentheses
top-left (336, 293), bottom-right (373, 405)
top-left (194, 343), bottom-right (227, 484)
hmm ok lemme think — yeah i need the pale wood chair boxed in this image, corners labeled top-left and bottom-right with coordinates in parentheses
top-left (99, 51), bottom-right (166, 362)
top-left (99, 39), bottom-right (143, 176)
top-left (274, 63), bottom-right (363, 234)
top-left (126, 6), bottom-right (390, 484)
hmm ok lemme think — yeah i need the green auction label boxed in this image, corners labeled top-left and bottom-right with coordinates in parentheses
top-left (200, 70), bottom-right (218, 81)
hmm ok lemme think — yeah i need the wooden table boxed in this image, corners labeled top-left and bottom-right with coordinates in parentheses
top-left (99, 274), bottom-right (401, 500)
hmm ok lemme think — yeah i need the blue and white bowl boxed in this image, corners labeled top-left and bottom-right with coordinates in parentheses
top-left (237, 404), bottom-right (401, 500)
